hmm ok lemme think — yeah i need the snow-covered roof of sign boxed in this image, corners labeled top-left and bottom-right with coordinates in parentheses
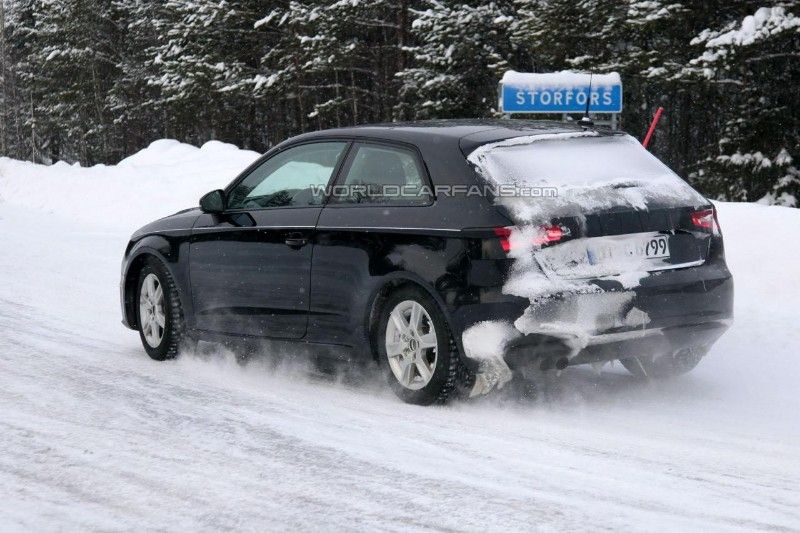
top-left (501, 70), bottom-right (621, 89)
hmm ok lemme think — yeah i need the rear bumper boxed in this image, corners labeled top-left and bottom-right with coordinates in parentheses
top-left (454, 257), bottom-right (734, 370)
top-left (505, 319), bottom-right (731, 370)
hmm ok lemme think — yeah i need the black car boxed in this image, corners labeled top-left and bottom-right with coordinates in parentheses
top-left (121, 120), bottom-right (733, 404)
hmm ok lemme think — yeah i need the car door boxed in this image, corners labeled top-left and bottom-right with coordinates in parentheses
top-left (189, 140), bottom-right (350, 339)
top-left (309, 141), bottom-right (437, 346)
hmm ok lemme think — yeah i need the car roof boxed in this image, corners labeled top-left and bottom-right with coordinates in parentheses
top-left (288, 119), bottom-right (623, 155)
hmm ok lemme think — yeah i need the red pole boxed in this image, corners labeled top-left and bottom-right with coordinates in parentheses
top-left (642, 106), bottom-right (664, 149)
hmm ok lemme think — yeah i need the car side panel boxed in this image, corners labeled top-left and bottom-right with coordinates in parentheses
top-left (120, 210), bottom-right (199, 329)
top-left (189, 208), bottom-right (320, 339)
top-left (308, 201), bottom-right (517, 359)
top-left (308, 228), bottom-right (465, 355)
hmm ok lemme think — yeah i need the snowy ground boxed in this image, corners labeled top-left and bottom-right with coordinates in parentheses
top-left (1, 141), bottom-right (799, 531)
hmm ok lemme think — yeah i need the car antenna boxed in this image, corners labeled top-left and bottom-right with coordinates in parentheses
top-left (577, 71), bottom-right (594, 129)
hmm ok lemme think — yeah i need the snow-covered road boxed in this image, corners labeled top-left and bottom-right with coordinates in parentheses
top-left (1, 144), bottom-right (799, 530)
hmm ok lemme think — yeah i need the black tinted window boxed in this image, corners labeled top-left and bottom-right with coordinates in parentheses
top-left (333, 144), bottom-right (430, 205)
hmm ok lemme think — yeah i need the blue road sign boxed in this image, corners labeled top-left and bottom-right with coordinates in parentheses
top-left (500, 71), bottom-right (622, 114)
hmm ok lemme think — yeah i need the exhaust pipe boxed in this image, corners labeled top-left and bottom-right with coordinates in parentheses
top-left (538, 356), bottom-right (571, 371)
top-left (554, 357), bottom-right (569, 370)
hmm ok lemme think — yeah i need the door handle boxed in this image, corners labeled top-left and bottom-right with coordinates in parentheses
top-left (285, 233), bottom-right (308, 248)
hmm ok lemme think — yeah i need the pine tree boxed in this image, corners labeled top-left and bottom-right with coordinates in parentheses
top-left (397, 0), bottom-right (515, 119)
top-left (2, 0), bottom-right (45, 161)
top-left (610, 1), bottom-right (761, 174)
top-left (511, 0), bottom-right (620, 72)
top-left (145, 0), bottom-right (266, 149)
top-left (1, 0), bottom-right (8, 155)
top-left (19, 0), bottom-right (122, 163)
top-left (683, 6), bottom-right (800, 204)
top-left (253, 0), bottom-right (409, 139)
top-left (106, 0), bottom-right (164, 156)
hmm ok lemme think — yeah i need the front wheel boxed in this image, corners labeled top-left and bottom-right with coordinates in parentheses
top-left (136, 258), bottom-right (190, 361)
top-left (377, 287), bottom-right (461, 405)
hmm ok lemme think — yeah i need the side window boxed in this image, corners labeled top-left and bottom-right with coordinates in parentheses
top-left (332, 143), bottom-right (431, 205)
top-left (227, 142), bottom-right (348, 209)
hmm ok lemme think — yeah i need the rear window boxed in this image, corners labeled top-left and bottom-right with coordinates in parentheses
top-left (469, 134), bottom-right (676, 186)
top-left (467, 133), bottom-right (706, 222)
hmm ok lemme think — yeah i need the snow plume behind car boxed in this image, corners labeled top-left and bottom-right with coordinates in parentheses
top-left (462, 133), bottom-right (713, 395)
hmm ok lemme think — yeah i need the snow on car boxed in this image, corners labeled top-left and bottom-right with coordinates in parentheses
top-left (463, 128), bottom-right (732, 393)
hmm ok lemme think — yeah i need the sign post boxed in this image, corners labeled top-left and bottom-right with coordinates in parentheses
top-left (499, 71), bottom-right (622, 129)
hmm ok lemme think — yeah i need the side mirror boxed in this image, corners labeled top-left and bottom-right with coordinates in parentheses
top-left (199, 189), bottom-right (225, 214)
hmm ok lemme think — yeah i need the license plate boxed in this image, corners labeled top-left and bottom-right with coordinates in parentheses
top-left (643, 235), bottom-right (670, 258)
top-left (587, 234), bottom-right (670, 265)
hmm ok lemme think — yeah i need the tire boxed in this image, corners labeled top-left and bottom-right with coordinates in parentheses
top-left (376, 286), bottom-right (462, 405)
top-left (135, 257), bottom-right (190, 361)
top-left (620, 345), bottom-right (709, 379)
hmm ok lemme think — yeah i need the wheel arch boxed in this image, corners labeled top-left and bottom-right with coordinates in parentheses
top-left (122, 238), bottom-right (179, 329)
top-left (364, 273), bottom-right (464, 363)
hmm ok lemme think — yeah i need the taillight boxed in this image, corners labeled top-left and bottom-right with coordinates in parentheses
top-left (493, 227), bottom-right (513, 253)
top-left (493, 224), bottom-right (570, 253)
top-left (537, 225), bottom-right (565, 245)
top-left (691, 209), bottom-right (714, 229)
top-left (691, 207), bottom-right (720, 235)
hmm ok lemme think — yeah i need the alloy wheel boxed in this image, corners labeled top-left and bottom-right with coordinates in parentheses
top-left (385, 300), bottom-right (438, 390)
top-left (139, 273), bottom-right (166, 348)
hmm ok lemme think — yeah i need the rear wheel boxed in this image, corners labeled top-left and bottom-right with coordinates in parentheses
top-left (377, 287), bottom-right (461, 405)
top-left (621, 345), bottom-right (709, 379)
top-left (136, 258), bottom-right (190, 361)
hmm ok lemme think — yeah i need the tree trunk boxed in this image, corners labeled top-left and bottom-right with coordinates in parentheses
top-left (396, 0), bottom-right (407, 73)
top-left (0, 0), bottom-right (7, 155)
top-left (29, 93), bottom-right (36, 162)
top-left (350, 69), bottom-right (358, 124)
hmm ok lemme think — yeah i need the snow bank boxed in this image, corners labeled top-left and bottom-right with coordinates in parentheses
top-left (0, 139), bottom-right (260, 231)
